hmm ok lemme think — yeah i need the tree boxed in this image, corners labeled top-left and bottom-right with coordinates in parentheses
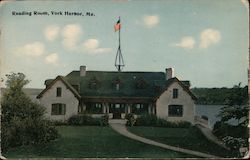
top-left (213, 84), bottom-right (248, 154)
top-left (1, 73), bottom-right (59, 152)
top-left (217, 84), bottom-right (248, 126)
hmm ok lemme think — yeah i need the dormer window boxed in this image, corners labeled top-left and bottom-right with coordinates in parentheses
top-left (56, 87), bottom-right (62, 97)
top-left (113, 77), bottom-right (122, 90)
top-left (173, 88), bottom-right (178, 99)
top-left (135, 78), bottom-right (147, 89)
top-left (89, 77), bottom-right (101, 89)
top-left (116, 83), bottom-right (120, 90)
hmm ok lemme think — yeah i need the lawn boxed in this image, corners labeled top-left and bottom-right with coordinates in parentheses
top-left (128, 126), bottom-right (237, 158)
top-left (4, 126), bottom-right (194, 158)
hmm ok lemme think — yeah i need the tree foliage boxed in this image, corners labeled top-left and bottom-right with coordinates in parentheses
top-left (217, 84), bottom-right (248, 126)
top-left (1, 73), bottom-right (59, 152)
top-left (212, 84), bottom-right (248, 153)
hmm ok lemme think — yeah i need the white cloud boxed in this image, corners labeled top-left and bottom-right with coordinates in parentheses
top-left (17, 42), bottom-right (45, 56)
top-left (62, 24), bottom-right (82, 50)
top-left (82, 39), bottom-right (112, 54)
top-left (174, 36), bottom-right (196, 49)
top-left (45, 53), bottom-right (59, 65)
top-left (83, 39), bottom-right (99, 51)
top-left (200, 29), bottom-right (221, 48)
top-left (44, 25), bottom-right (60, 41)
top-left (142, 15), bottom-right (159, 28)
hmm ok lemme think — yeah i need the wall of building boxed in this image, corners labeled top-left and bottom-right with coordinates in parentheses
top-left (39, 80), bottom-right (79, 122)
top-left (156, 82), bottom-right (195, 124)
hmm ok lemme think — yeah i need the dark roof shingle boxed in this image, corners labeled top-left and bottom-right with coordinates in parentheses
top-left (40, 70), bottom-right (196, 100)
top-left (64, 71), bottom-right (166, 98)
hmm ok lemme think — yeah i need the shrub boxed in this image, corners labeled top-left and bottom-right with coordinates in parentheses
top-left (51, 120), bottom-right (68, 126)
top-left (100, 114), bottom-right (109, 126)
top-left (68, 114), bottom-right (109, 126)
top-left (125, 113), bottom-right (136, 126)
top-left (213, 121), bottom-right (248, 139)
top-left (175, 121), bottom-right (192, 128)
top-left (1, 117), bottom-right (59, 152)
top-left (68, 115), bottom-right (81, 125)
top-left (135, 114), bottom-right (158, 126)
top-left (134, 114), bottom-right (191, 128)
top-left (222, 136), bottom-right (247, 151)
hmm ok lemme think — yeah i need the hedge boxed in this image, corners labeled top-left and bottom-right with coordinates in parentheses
top-left (68, 114), bottom-right (109, 126)
top-left (125, 113), bottom-right (191, 128)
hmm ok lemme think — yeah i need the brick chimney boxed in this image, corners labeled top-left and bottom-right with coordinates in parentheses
top-left (80, 66), bottom-right (86, 77)
top-left (166, 68), bottom-right (174, 80)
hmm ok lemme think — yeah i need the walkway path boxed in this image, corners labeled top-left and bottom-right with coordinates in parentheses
top-left (109, 119), bottom-right (219, 158)
top-left (196, 124), bottom-right (228, 149)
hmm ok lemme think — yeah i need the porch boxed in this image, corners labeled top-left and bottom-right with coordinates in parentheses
top-left (79, 102), bottom-right (156, 119)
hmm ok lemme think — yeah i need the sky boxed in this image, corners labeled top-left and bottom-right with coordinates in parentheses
top-left (0, 0), bottom-right (249, 88)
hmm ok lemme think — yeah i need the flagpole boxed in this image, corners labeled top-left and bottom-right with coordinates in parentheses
top-left (118, 17), bottom-right (121, 72)
top-left (119, 17), bottom-right (121, 49)
top-left (115, 16), bottom-right (124, 72)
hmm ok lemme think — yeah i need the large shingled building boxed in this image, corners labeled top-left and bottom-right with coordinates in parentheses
top-left (37, 66), bottom-right (197, 123)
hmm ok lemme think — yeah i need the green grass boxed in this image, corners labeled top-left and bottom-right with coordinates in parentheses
top-left (128, 126), bottom-right (237, 158)
top-left (5, 126), bottom-right (195, 158)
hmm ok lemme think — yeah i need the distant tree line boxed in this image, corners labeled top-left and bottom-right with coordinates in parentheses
top-left (191, 85), bottom-right (248, 105)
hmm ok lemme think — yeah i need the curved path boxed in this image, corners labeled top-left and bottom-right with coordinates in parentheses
top-left (109, 120), bottom-right (219, 158)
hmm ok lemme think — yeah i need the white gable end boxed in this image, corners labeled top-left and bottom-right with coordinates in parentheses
top-left (39, 80), bottom-right (79, 121)
top-left (156, 81), bottom-right (195, 124)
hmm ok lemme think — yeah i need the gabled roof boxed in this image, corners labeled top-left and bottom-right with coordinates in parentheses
top-left (64, 71), bottom-right (166, 98)
top-left (37, 76), bottom-right (81, 99)
top-left (157, 77), bottom-right (197, 100)
top-left (38, 70), bottom-right (196, 100)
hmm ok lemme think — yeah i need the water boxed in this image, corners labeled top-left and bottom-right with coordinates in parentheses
top-left (195, 105), bottom-right (238, 129)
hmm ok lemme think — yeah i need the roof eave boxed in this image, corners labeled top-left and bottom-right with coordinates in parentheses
top-left (37, 76), bottom-right (81, 100)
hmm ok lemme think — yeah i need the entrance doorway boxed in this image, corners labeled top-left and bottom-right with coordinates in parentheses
top-left (110, 103), bottom-right (125, 119)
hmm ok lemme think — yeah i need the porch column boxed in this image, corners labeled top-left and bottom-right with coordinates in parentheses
top-left (128, 104), bottom-right (131, 114)
top-left (106, 103), bottom-right (109, 113)
top-left (153, 104), bottom-right (156, 115)
top-left (102, 103), bottom-right (106, 114)
top-left (148, 104), bottom-right (151, 114)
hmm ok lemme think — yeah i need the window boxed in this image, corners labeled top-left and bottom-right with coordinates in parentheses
top-left (116, 84), bottom-right (120, 90)
top-left (112, 77), bottom-right (122, 90)
top-left (56, 87), bottom-right (62, 97)
top-left (109, 103), bottom-right (125, 113)
top-left (51, 103), bottom-right (66, 115)
top-left (168, 105), bottom-right (183, 117)
top-left (173, 88), bottom-right (178, 98)
top-left (131, 103), bottom-right (148, 115)
top-left (86, 103), bottom-right (103, 114)
top-left (135, 78), bottom-right (147, 89)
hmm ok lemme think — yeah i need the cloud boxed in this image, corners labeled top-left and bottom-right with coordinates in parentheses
top-left (142, 15), bottom-right (159, 28)
top-left (45, 53), bottom-right (59, 65)
top-left (82, 39), bottom-right (112, 54)
top-left (62, 24), bottom-right (82, 50)
top-left (200, 29), bottom-right (221, 48)
top-left (44, 25), bottom-right (60, 41)
top-left (174, 36), bottom-right (196, 49)
top-left (17, 42), bottom-right (45, 56)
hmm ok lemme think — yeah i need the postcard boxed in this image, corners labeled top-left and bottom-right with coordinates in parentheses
top-left (0, 0), bottom-right (249, 159)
